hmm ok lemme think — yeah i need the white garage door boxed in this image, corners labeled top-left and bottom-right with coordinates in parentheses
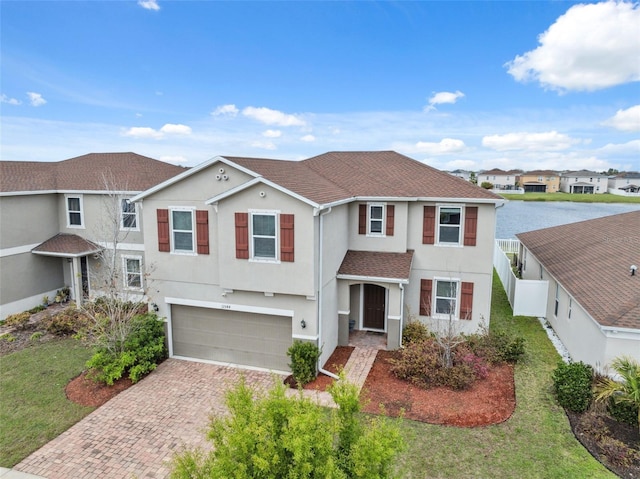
top-left (171, 304), bottom-right (292, 371)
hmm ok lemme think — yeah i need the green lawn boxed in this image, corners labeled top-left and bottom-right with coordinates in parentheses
top-left (0, 338), bottom-right (94, 467)
top-left (393, 271), bottom-right (614, 478)
top-left (500, 191), bottom-right (640, 203)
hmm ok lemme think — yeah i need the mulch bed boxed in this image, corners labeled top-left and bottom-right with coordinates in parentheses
top-left (285, 346), bottom-right (354, 391)
top-left (361, 350), bottom-right (516, 427)
top-left (66, 371), bottom-right (133, 407)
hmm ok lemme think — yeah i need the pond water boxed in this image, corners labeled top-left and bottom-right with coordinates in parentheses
top-left (495, 201), bottom-right (640, 239)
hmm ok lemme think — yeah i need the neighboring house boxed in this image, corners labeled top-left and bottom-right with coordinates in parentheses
top-left (608, 172), bottom-right (640, 193)
top-left (480, 169), bottom-right (518, 190)
top-left (132, 151), bottom-right (503, 372)
top-left (517, 170), bottom-right (560, 193)
top-left (560, 170), bottom-right (607, 194)
top-left (0, 153), bottom-right (186, 318)
top-left (448, 169), bottom-right (473, 182)
top-left (517, 211), bottom-right (640, 369)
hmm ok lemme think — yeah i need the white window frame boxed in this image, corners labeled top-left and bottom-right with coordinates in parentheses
top-left (170, 207), bottom-right (196, 255)
top-left (122, 255), bottom-right (143, 290)
top-left (65, 194), bottom-right (84, 229)
top-left (554, 283), bottom-right (560, 317)
top-left (120, 198), bottom-right (139, 231)
top-left (433, 278), bottom-right (460, 320)
top-left (436, 205), bottom-right (463, 246)
top-left (367, 203), bottom-right (386, 237)
top-left (249, 210), bottom-right (279, 263)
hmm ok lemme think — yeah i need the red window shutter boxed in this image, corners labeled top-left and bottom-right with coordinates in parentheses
top-left (196, 210), bottom-right (209, 255)
top-left (280, 214), bottom-right (294, 262)
top-left (157, 209), bottom-right (170, 252)
top-left (420, 279), bottom-right (432, 316)
top-left (422, 206), bottom-right (435, 244)
top-left (386, 205), bottom-right (395, 236)
top-left (464, 207), bottom-right (478, 246)
top-left (235, 212), bottom-right (249, 259)
top-left (358, 204), bottom-right (367, 235)
top-left (460, 282), bottom-right (474, 320)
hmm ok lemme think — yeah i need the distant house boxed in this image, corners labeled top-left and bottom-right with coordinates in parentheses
top-left (448, 169), bottom-right (473, 182)
top-left (608, 172), bottom-right (640, 193)
top-left (559, 170), bottom-right (607, 194)
top-left (132, 151), bottom-right (503, 372)
top-left (480, 169), bottom-right (518, 190)
top-left (517, 170), bottom-right (560, 193)
top-left (0, 153), bottom-right (185, 318)
top-left (517, 211), bottom-right (640, 369)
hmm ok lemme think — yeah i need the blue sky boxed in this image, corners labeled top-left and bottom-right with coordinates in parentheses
top-left (1, 1), bottom-right (639, 172)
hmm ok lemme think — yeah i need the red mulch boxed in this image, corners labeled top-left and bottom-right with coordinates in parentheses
top-left (66, 371), bottom-right (133, 407)
top-left (285, 346), bottom-right (354, 392)
top-left (361, 350), bottom-right (516, 427)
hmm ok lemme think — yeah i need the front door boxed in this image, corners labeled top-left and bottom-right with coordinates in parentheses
top-left (363, 284), bottom-right (386, 330)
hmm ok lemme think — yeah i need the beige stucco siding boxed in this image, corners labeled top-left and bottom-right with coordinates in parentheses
top-left (1, 195), bottom-right (59, 248)
top-left (347, 202), bottom-right (408, 253)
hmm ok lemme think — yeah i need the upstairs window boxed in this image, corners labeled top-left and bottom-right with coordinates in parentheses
top-left (121, 199), bottom-right (138, 230)
top-left (358, 203), bottom-right (394, 237)
top-left (438, 206), bottom-right (461, 244)
top-left (66, 195), bottom-right (84, 228)
top-left (369, 204), bottom-right (384, 235)
top-left (252, 213), bottom-right (277, 260)
top-left (171, 209), bottom-right (195, 253)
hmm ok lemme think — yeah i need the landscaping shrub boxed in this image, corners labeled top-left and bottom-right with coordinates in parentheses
top-left (287, 340), bottom-right (321, 386)
top-left (402, 320), bottom-right (430, 345)
top-left (390, 338), bottom-right (441, 388)
top-left (86, 312), bottom-right (166, 385)
top-left (466, 329), bottom-right (525, 364)
top-left (552, 361), bottom-right (593, 413)
top-left (436, 362), bottom-right (476, 390)
top-left (3, 312), bottom-right (31, 330)
top-left (42, 308), bottom-right (89, 336)
top-left (28, 305), bottom-right (46, 314)
top-left (599, 436), bottom-right (639, 467)
top-left (608, 398), bottom-right (639, 427)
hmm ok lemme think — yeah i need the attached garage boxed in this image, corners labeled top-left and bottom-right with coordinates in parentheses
top-left (171, 304), bottom-right (293, 371)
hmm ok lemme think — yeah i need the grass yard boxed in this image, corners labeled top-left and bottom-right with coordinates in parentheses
top-left (500, 192), bottom-right (640, 203)
top-left (0, 337), bottom-right (94, 467)
top-left (393, 271), bottom-right (614, 478)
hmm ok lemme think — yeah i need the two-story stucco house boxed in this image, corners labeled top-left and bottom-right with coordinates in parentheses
top-left (0, 153), bottom-right (185, 318)
top-left (560, 170), bottom-right (608, 194)
top-left (480, 169), bottom-right (519, 190)
top-left (517, 170), bottom-right (560, 193)
top-left (517, 211), bottom-right (640, 369)
top-left (608, 172), bottom-right (640, 193)
top-left (132, 151), bottom-right (503, 372)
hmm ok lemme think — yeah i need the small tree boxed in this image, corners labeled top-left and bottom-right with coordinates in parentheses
top-left (480, 181), bottom-right (493, 189)
top-left (469, 171), bottom-right (477, 185)
top-left (594, 356), bottom-right (640, 433)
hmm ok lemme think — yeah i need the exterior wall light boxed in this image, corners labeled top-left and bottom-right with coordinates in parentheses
top-left (300, 319), bottom-right (306, 329)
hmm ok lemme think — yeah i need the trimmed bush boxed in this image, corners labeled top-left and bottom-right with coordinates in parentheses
top-left (402, 320), bottom-right (430, 345)
top-left (42, 308), bottom-right (89, 336)
top-left (608, 397), bottom-right (639, 427)
top-left (466, 329), bottom-right (525, 364)
top-left (287, 340), bottom-right (321, 386)
top-left (552, 361), bottom-right (593, 413)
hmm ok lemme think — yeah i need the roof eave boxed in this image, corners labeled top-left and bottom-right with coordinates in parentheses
top-left (337, 273), bottom-right (410, 284)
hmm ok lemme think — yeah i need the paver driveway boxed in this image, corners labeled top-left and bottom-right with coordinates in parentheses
top-left (14, 359), bottom-right (278, 479)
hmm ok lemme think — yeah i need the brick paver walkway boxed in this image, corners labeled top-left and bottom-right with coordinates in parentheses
top-left (14, 349), bottom-right (378, 479)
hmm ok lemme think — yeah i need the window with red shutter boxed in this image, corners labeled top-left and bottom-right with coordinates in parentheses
top-left (196, 210), bottom-right (209, 255)
top-left (422, 206), bottom-right (435, 244)
top-left (386, 205), bottom-right (395, 236)
top-left (460, 282), bottom-right (474, 320)
top-left (280, 214), bottom-right (294, 262)
top-left (420, 279), bottom-right (432, 316)
top-left (235, 212), bottom-right (249, 259)
top-left (157, 209), bottom-right (170, 252)
top-left (463, 207), bottom-right (478, 247)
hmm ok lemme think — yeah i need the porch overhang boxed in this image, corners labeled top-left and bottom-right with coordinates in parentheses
top-left (337, 249), bottom-right (414, 285)
top-left (31, 233), bottom-right (102, 258)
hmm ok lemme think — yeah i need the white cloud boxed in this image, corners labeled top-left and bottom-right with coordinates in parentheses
top-left (602, 105), bottom-right (640, 132)
top-left (123, 123), bottom-right (191, 139)
top-left (300, 134), bottom-right (315, 142)
top-left (425, 90), bottom-right (465, 111)
top-left (506, 1), bottom-right (640, 92)
top-left (138, 0), bottom-right (160, 11)
top-left (160, 155), bottom-right (188, 164)
top-left (211, 104), bottom-right (239, 116)
top-left (1, 94), bottom-right (21, 105)
top-left (242, 106), bottom-right (305, 127)
top-left (27, 92), bottom-right (46, 107)
top-left (263, 129), bottom-right (282, 138)
top-left (413, 138), bottom-right (466, 155)
top-left (482, 131), bottom-right (580, 151)
top-left (251, 140), bottom-right (277, 150)
top-left (443, 159), bottom-right (477, 171)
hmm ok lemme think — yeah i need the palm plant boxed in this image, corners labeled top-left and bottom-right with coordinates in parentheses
top-left (594, 356), bottom-right (640, 432)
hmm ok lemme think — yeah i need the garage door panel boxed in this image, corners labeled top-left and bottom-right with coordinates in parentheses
top-left (171, 305), bottom-right (292, 371)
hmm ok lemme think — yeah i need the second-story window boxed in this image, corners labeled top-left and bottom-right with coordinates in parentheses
top-left (438, 206), bottom-right (461, 244)
top-left (171, 209), bottom-right (195, 253)
top-left (121, 199), bottom-right (137, 230)
top-left (252, 213), bottom-right (277, 260)
top-left (66, 195), bottom-right (84, 228)
top-left (368, 204), bottom-right (384, 235)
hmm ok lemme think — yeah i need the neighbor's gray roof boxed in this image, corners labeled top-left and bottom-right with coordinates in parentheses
top-left (0, 152), bottom-right (187, 193)
top-left (517, 211), bottom-right (640, 330)
top-left (337, 249), bottom-right (415, 282)
top-left (228, 151), bottom-right (501, 205)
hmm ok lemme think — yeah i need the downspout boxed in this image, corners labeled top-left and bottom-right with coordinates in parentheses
top-left (399, 283), bottom-right (405, 348)
top-left (317, 207), bottom-right (339, 380)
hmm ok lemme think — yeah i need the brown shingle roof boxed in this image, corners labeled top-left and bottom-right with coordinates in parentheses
top-left (0, 153), bottom-right (187, 193)
top-left (231, 151), bottom-right (500, 204)
top-left (337, 249), bottom-right (414, 282)
top-left (32, 234), bottom-right (102, 257)
top-left (516, 211), bottom-right (640, 330)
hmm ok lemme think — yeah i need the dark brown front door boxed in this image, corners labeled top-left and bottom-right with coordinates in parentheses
top-left (363, 284), bottom-right (385, 330)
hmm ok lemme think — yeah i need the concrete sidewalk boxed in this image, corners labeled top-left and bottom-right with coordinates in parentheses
top-left (0, 467), bottom-right (46, 479)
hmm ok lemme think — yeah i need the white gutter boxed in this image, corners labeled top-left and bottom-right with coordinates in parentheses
top-left (316, 206), bottom-right (339, 380)
top-left (399, 283), bottom-right (405, 348)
